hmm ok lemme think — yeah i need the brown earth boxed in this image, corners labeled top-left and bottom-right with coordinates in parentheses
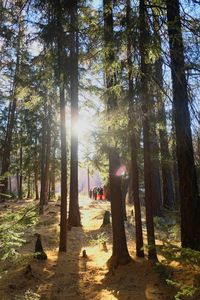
top-left (0, 197), bottom-right (199, 300)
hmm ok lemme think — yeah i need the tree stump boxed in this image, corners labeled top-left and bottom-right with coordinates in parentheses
top-left (82, 249), bottom-right (88, 258)
top-left (34, 234), bottom-right (47, 260)
top-left (101, 211), bottom-right (110, 227)
top-left (101, 241), bottom-right (108, 252)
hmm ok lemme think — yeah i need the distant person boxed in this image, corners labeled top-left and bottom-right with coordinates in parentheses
top-left (93, 186), bottom-right (97, 200)
top-left (89, 188), bottom-right (92, 199)
top-left (99, 186), bottom-right (103, 200)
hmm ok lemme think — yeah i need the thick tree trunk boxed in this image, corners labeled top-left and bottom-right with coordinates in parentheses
top-left (130, 136), bottom-right (144, 257)
top-left (166, 0), bottom-right (200, 250)
top-left (126, 0), bottom-right (144, 257)
top-left (104, 0), bottom-right (131, 266)
top-left (68, 0), bottom-right (81, 227)
top-left (109, 150), bottom-right (131, 265)
top-left (139, 0), bottom-right (157, 260)
top-left (57, 1), bottom-right (67, 252)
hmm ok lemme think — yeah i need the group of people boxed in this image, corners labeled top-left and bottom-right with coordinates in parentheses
top-left (89, 186), bottom-right (105, 200)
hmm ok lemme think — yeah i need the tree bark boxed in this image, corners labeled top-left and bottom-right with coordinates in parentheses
top-left (166, 0), bottom-right (200, 250)
top-left (126, 0), bottom-right (144, 257)
top-left (57, 0), bottom-right (67, 252)
top-left (152, 10), bottom-right (175, 209)
top-left (68, 0), bottom-right (81, 227)
top-left (139, 0), bottom-right (157, 260)
top-left (104, 0), bottom-right (131, 266)
top-left (151, 128), bottom-right (162, 216)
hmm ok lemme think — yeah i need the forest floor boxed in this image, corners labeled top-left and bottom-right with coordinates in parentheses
top-left (1, 197), bottom-right (200, 300)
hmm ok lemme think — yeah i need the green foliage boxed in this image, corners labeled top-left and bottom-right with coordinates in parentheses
top-left (166, 279), bottom-right (198, 300)
top-left (154, 212), bottom-right (181, 241)
top-left (158, 243), bottom-right (200, 267)
top-left (0, 204), bottom-right (39, 263)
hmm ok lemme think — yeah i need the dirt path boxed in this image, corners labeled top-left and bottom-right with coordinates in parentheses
top-left (0, 197), bottom-right (175, 300)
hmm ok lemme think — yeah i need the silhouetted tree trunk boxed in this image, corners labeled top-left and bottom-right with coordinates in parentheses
top-left (139, 0), bottom-right (157, 260)
top-left (166, 0), bottom-right (200, 250)
top-left (159, 103), bottom-right (175, 208)
top-left (104, 0), bottom-right (131, 266)
top-left (50, 138), bottom-right (56, 199)
top-left (126, 0), bottom-right (144, 258)
top-left (44, 105), bottom-right (51, 204)
top-left (18, 145), bottom-right (23, 199)
top-left (152, 10), bottom-right (174, 209)
top-left (151, 128), bottom-right (162, 216)
top-left (172, 118), bottom-right (180, 205)
top-left (27, 170), bottom-right (31, 199)
top-left (34, 135), bottom-right (39, 200)
top-left (57, 0), bottom-right (67, 252)
top-left (0, 12), bottom-right (23, 196)
top-left (68, 0), bottom-right (81, 227)
top-left (39, 116), bottom-right (47, 214)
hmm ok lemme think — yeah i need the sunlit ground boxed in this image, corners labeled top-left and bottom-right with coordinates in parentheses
top-left (0, 197), bottom-right (178, 300)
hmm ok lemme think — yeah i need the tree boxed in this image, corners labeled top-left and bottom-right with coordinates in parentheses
top-left (126, 0), bottom-right (144, 258)
top-left (56, 0), bottom-right (68, 252)
top-left (103, 0), bottom-right (131, 266)
top-left (68, 0), bottom-right (81, 227)
top-left (151, 6), bottom-right (175, 209)
top-left (139, 0), bottom-right (157, 260)
top-left (166, 0), bottom-right (200, 250)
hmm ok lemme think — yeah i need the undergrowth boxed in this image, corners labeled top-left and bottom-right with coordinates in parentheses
top-left (154, 211), bottom-right (200, 299)
top-left (0, 202), bottom-right (39, 276)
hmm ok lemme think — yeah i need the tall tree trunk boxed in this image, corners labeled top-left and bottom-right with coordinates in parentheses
top-left (34, 135), bottom-right (39, 200)
top-left (0, 13), bottom-right (23, 196)
top-left (34, 168), bottom-right (39, 200)
top-left (151, 127), bottom-right (162, 216)
top-left (39, 117), bottom-right (47, 214)
top-left (44, 106), bottom-right (51, 204)
top-left (166, 0), bottom-right (200, 250)
top-left (159, 103), bottom-right (175, 208)
top-left (68, 0), bottom-right (81, 227)
top-left (172, 117), bottom-right (181, 205)
top-left (139, 0), bottom-right (157, 260)
top-left (1, 99), bottom-right (17, 194)
top-left (109, 150), bottom-right (131, 265)
top-left (68, 0), bottom-right (81, 226)
top-left (27, 170), bottom-right (31, 199)
top-left (126, 0), bottom-right (144, 258)
top-left (18, 145), bottom-right (23, 199)
top-left (152, 10), bottom-right (174, 209)
top-left (51, 138), bottom-right (56, 199)
top-left (57, 0), bottom-right (67, 252)
top-left (104, 0), bottom-right (131, 266)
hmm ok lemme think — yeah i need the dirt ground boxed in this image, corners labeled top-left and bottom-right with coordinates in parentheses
top-left (0, 197), bottom-right (199, 300)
